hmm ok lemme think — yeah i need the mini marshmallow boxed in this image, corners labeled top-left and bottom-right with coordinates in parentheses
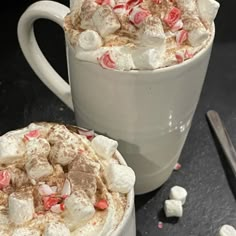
top-left (64, 190), bottom-right (95, 227)
top-left (104, 163), bottom-right (135, 193)
top-left (132, 47), bottom-right (165, 70)
top-left (169, 186), bottom-right (188, 205)
top-left (49, 139), bottom-right (80, 166)
top-left (139, 16), bottom-right (166, 47)
top-left (12, 228), bottom-right (40, 236)
top-left (188, 27), bottom-right (209, 47)
top-left (9, 192), bottom-right (35, 224)
top-left (128, 6), bottom-right (150, 28)
top-left (92, 5), bottom-right (121, 37)
top-left (80, 0), bottom-right (98, 30)
top-left (78, 30), bottom-right (103, 51)
top-left (91, 135), bottom-right (118, 159)
top-left (25, 138), bottom-right (51, 160)
top-left (164, 199), bottom-right (183, 218)
top-left (197, 0), bottom-right (220, 23)
top-left (25, 156), bottom-right (53, 180)
top-left (218, 225), bottom-right (236, 236)
top-left (176, 0), bottom-right (197, 12)
top-left (0, 135), bottom-right (25, 164)
top-left (183, 16), bottom-right (209, 46)
top-left (44, 222), bottom-right (70, 236)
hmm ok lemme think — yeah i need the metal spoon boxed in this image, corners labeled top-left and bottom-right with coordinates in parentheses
top-left (206, 110), bottom-right (236, 178)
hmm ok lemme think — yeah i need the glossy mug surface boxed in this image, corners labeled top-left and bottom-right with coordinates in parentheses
top-left (17, 0), bottom-right (215, 195)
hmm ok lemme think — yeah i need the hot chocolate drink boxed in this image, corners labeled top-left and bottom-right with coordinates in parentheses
top-left (64, 0), bottom-right (220, 70)
top-left (0, 123), bottom-right (135, 235)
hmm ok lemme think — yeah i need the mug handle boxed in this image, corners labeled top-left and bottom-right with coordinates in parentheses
top-left (17, 1), bottom-right (74, 110)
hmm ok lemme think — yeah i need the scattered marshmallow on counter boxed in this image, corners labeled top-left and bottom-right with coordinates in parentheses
top-left (44, 222), bottom-right (70, 236)
top-left (92, 5), bottom-right (121, 37)
top-left (197, 0), bottom-right (220, 23)
top-left (78, 30), bottom-right (103, 51)
top-left (104, 163), bottom-right (136, 194)
top-left (9, 192), bottom-right (35, 224)
top-left (64, 190), bottom-right (95, 228)
top-left (0, 135), bottom-right (25, 164)
top-left (169, 186), bottom-right (188, 205)
top-left (12, 228), bottom-right (40, 236)
top-left (218, 224), bottom-right (236, 236)
top-left (91, 135), bottom-right (118, 159)
top-left (164, 199), bottom-right (183, 218)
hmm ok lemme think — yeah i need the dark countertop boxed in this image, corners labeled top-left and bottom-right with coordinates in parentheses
top-left (1, 1), bottom-right (236, 235)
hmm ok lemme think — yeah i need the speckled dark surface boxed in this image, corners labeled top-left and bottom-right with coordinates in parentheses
top-left (1, 1), bottom-right (236, 235)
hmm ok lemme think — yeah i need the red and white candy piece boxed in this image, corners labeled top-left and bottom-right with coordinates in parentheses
top-left (171, 19), bottom-right (183, 32)
top-left (153, 0), bottom-right (162, 4)
top-left (24, 129), bottom-right (40, 141)
top-left (61, 179), bottom-right (71, 196)
top-left (113, 4), bottom-right (128, 15)
top-left (38, 184), bottom-right (55, 196)
top-left (0, 170), bottom-right (10, 190)
top-left (129, 6), bottom-right (150, 28)
top-left (164, 7), bottom-right (181, 28)
top-left (96, 0), bottom-right (115, 7)
top-left (94, 199), bottom-right (108, 210)
top-left (98, 51), bottom-right (116, 70)
top-left (176, 29), bottom-right (188, 45)
top-left (43, 196), bottom-right (61, 210)
top-left (50, 203), bottom-right (65, 213)
top-left (157, 221), bottom-right (163, 229)
top-left (78, 129), bottom-right (95, 140)
top-left (174, 162), bottom-right (182, 171)
top-left (126, 0), bottom-right (143, 10)
top-left (175, 49), bottom-right (193, 63)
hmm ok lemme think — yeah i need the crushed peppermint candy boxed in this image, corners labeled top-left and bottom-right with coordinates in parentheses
top-left (24, 129), bottom-right (40, 141)
top-left (95, 199), bottom-right (109, 210)
top-left (174, 163), bottom-right (182, 170)
top-left (98, 51), bottom-right (116, 70)
top-left (78, 129), bottom-right (95, 140)
top-left (0, 170), bottom-right (10, 190)
top-left (157, 221), bottom-right (164, 229)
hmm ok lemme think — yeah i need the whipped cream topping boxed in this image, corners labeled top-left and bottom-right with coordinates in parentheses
top-left (0, 122), bottom-right (135, 235)
top-left (64, 0), bottom-right (220, 71)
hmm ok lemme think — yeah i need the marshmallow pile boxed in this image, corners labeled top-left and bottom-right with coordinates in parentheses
top-left (0, 123), bottom-right (135, 235)
top-left (64, 0), bottom-right (220, 71)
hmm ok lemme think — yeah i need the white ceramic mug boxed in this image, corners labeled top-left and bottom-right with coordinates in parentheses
top-left (17, 0), bottom-right (215, 194)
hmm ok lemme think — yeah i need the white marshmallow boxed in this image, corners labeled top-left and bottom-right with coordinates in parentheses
top-left (25, 156), bottom-right (53, 180)
top-left (64, 190), bottom-right (95, 229)
top-left (169, 186), bottom-right (188, 205)
top-left (12, 228), bottom-right (40, 236)
top-left (218, 225), bottom-right (236, 236)
top-left (25, 138), bottom-right (50, 160)
top-left (9, 192), bottom-right (35, 224)
top-left (139, 16), bottom-right (166, 47)
top-left (132, 47), bottom-right (165, 70)
top-left (44, 222), bottom-right (70, 236)
top-left (0, 135), bottom-right (25, 164)
top-left (92, 5), bottom-right (121, 37)
top-left (91, 135), bottom-right (118, 159)
top-left (188, 27), bottom-right (209, 46)
top-left (197, 0), bottom-right (220, 23)
top-left (71, 0), bottom-right (85, 15)
top-left (176, 0), bottom-right (197, 12)
top-left (104, 163), bottom-right (135, 193)
top-left (78, 30), bottom-right (103, 51)
top-left (164, 200), bottom-right (183, 218)
top-left (80, 0), bottom-right (98, 30)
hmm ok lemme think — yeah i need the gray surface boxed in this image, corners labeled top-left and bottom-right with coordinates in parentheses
top-left (0, 1), bottom-right (236, 235)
